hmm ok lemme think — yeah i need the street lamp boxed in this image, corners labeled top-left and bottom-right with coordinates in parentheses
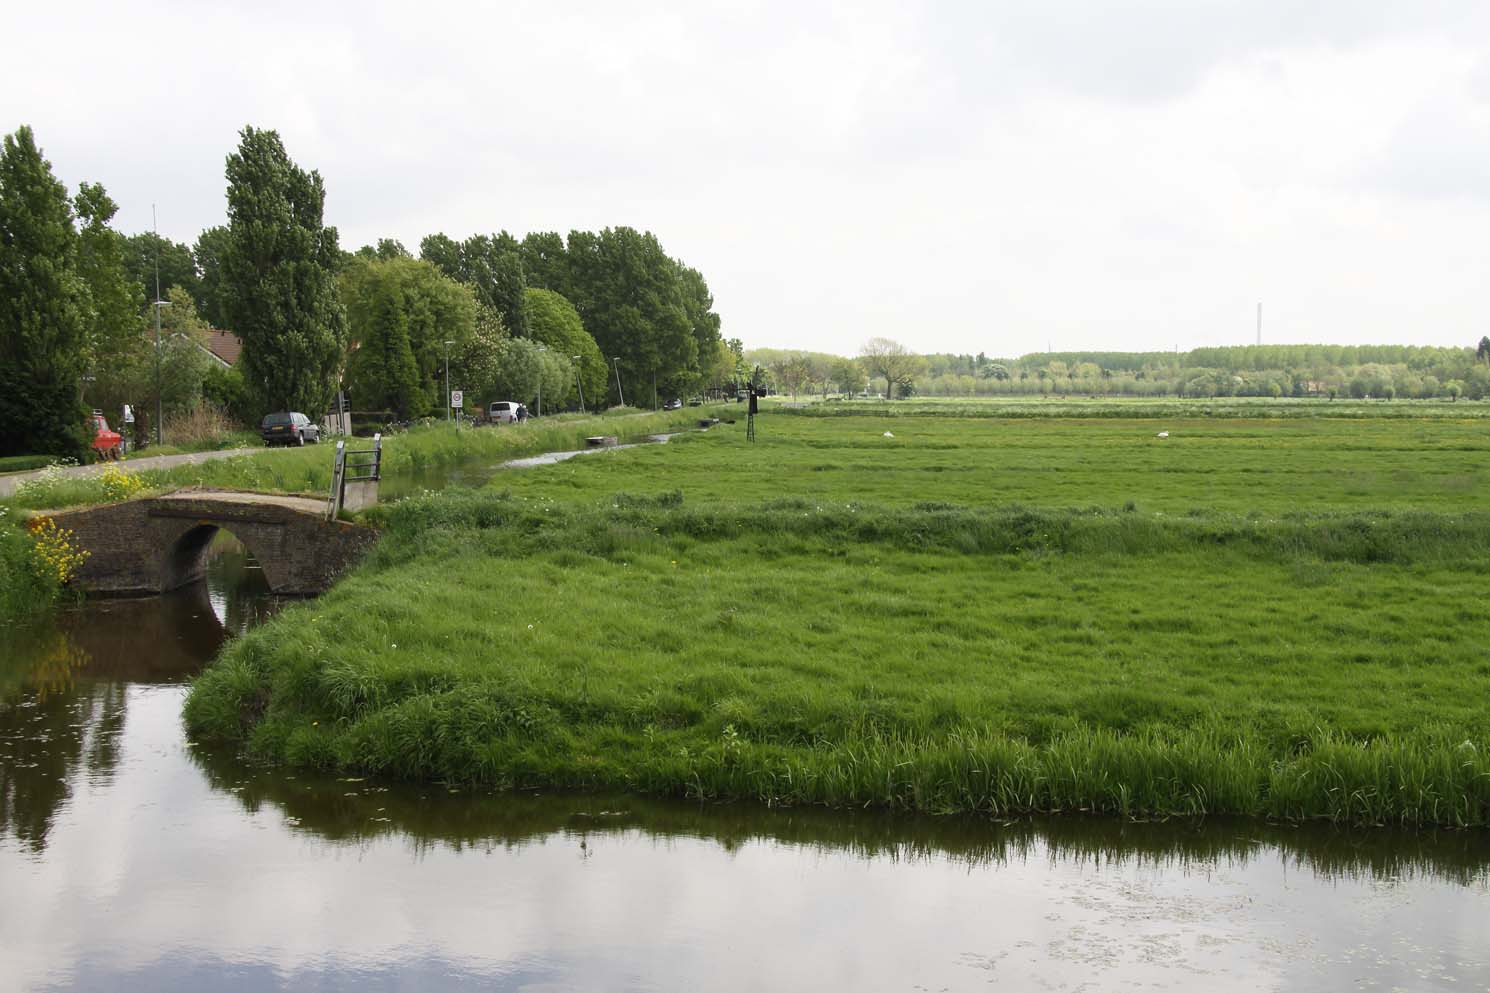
top-left (571, 355), bottom-right (586, 414)
top-left (612, 356), bottom-right (625, 408)
top-left (444, 340), bottom-right (455, 422)
top-left (152, 297), bottom-right (170, 446)
top-left (151, 204), bottom-right (168, 446)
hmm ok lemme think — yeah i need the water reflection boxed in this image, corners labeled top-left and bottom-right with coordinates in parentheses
top-left (0, 532), bottom-right (277, 853)
top-left (189, 745), bottom-right (1490, 888)
top-left (2, 531), bottom-right (1489, 993)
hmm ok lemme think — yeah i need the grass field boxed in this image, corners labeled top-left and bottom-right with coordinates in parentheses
top-left (491, 414), bottom-right (1490, 513)
top-left (184, 411), bottom-right (1490, 826)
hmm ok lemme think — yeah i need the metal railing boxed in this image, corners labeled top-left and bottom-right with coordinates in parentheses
top-left (326, 432), bottom-right (381, 520)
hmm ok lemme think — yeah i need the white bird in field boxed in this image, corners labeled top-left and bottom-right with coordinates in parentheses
top-left (883, 431), bottom-right (894, 438)
top-left (1157, 431), bottom-right (1170, 439)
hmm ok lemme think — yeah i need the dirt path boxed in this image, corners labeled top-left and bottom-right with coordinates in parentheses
top-left (0, 446), bottom-right (265, 498)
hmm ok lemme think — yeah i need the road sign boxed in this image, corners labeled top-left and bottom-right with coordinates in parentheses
top-left (451, 390), bottom-right (463, 408)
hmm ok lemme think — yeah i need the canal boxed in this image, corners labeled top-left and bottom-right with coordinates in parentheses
top-left (2, 536), bottom-right (1488, 991)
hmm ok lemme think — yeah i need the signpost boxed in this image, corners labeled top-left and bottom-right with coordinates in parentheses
top-left (450, 390), bottom-right (463, 428)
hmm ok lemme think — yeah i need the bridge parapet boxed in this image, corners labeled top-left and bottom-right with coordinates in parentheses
top-left (45, 491), bottom-right (379, 596)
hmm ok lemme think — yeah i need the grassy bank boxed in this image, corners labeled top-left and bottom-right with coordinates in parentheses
top-left (0, 512), bottom-right (62, 625)
top-left (185, 414), bottom-right (1490, 826)
top-left (1, 407), bottom-right (724, 512)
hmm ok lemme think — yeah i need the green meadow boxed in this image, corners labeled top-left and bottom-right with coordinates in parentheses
top-left (184, 411), bottom-right (1490, 826)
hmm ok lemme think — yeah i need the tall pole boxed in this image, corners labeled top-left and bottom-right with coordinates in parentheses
top-left (652, 370), bottom-right (657, 411)
top-left (612, 356), bottom-right (624, 407)
top-left (152, 205), bottom-right (163, 446)
top-left (572, 356), bottom-right (585, 413)
top-left (1256, 302), bottom-right (1262, 347)
top-left (444, 340), bottom-right (454, 422)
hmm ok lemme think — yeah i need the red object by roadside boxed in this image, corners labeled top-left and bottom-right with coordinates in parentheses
top-left (90, 411), bottom-right (122, 460)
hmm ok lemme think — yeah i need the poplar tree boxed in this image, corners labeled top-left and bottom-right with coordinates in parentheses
top-left (0, 126), bottom-right (91, 458)
top-left (221, 126), bottom-right (348, 416)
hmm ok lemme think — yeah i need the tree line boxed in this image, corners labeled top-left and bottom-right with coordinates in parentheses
top-left (749, 339), bottom-right (1490, 402)
top-left (0, 124), bottom-right (729, 459)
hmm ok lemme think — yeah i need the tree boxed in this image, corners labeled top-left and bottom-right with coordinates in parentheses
top-left (859, 337), bottom-right (924, 401)
top-left (221, 126), bottom-right (349, 416)
top-left (74, 183), bottom-right (144, 376)
top-left (1477, 336), bottom-right (1490, 367)
top-left (122, 232), bottom-right (198, 312)
top-left (519, 231), bottom-right (571, 299)
top-left (831, 357), bottom-right (867, 396)
top-left (525, 287), bottom-right (603, 407)
top-left (0, 126), bottom-right (91, 458)
top-left (345, 270), bottom-right (422, 417)
top-left (565, 227), bottom-right (697, 403)
top-left (421, 233), bottom-right (529, 338)
top-left (192, 225), bottom-right (230, 327)
top-left (341, 257), bottom-right (476, 417)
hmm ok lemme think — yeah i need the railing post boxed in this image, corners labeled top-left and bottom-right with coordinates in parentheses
top-left (327, 439), bottom-right (346, 520)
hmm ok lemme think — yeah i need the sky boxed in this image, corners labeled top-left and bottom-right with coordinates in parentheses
top-left (3, 0), bottom-right (1489, 358)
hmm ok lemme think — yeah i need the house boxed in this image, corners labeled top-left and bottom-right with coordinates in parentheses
top-left (199, 330), bottom-right (242, 368)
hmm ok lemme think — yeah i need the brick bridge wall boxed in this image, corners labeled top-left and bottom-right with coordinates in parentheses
top-left (47, 494), bottom-right (380, 596)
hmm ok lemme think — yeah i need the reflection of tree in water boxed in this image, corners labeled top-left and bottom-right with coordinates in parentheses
top-left (0, 537), bottom-right (278, 852)
top-left (189, 742), bottom-right (1490, 887)
top-left (0, 670), bottom-right (126, 853)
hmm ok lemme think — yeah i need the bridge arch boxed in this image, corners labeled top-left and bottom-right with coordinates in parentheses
top-left (162, 523), bottom-right (278, 593)
top-left (46, 491), bottom-right (379, 597)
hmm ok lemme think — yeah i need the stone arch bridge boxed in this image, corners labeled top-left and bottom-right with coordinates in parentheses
top-left (45, 491), bottom-right (379, 596)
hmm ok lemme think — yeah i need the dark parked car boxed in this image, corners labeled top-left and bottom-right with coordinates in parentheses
top-left (261, 411), bottom-right (320, 446)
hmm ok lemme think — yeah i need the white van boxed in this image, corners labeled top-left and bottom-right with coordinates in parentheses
top-left (489, 401), bottom-right (523, 424)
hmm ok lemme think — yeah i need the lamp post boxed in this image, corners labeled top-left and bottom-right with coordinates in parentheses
top-left (151, 205), bottom-right (167, 446)
top-left (612, 356), bottom-right (625, 408)
top-left (444, 340), bottom-right (454, 422)
top-left (571, 355), bottom-right (586, 414)
top-left (152, 297), bottom-right (170, 446)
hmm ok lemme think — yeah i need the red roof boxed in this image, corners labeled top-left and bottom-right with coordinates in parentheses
top-left (204, 330), bottom-right (242, 366)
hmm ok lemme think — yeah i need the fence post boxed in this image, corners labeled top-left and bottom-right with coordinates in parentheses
top-left (326, 439), bottom-right (347, 520)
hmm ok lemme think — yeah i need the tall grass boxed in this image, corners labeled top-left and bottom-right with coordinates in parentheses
top-left (186, 483), bottom-right (1490, 827)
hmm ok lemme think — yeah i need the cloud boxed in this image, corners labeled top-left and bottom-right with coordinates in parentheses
top-left (3, 0), bottom-right (1490, 356)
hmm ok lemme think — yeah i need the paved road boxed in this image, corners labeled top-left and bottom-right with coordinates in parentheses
top-left (0, 446), bottom-right (264, 498)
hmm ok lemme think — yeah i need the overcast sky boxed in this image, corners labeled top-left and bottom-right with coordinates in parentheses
top-left (4, 1), bottom-right (1489, 358)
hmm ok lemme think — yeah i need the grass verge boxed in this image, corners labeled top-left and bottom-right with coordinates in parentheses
top-left (184, 486), bottom-right (1490, 827)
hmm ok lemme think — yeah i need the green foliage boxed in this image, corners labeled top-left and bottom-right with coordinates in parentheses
top-left (191, 225), bottom-right (230, 326)
top-left (564, 227), bottom-right (701, 403)
top-left (75, 184), bottom-right (145, 372)
top-left (420, 232), bottom-right (528, 338)
top-left (0, 455), bottom-right (54, 473)
top-left (524, 287), bottom-right (603, 406)
top-left (121, 231), bottom-right (198, 311)
top-left (0, 126), bottom-right (91, 460)
top-left (341, 257), bottom-right (477, 418)
top-left (174, 411), bottom-right (1490, 826)
top-left (480, 336), bottom-right (572, 410)
top-left (0, 512), bottom-right (61, 624)
top-left (912, 343), bottom-right (1490, 400)
top-left (202, 364), bottom-right (253, 427)
top-left (221, 126), bottom-right (349, 416)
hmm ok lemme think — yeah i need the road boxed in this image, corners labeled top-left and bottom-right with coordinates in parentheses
top-left (0, 446), bottom-right (264, 498)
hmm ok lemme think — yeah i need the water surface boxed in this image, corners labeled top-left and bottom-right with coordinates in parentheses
top-left (2, 537), bottom-right (1488, 992)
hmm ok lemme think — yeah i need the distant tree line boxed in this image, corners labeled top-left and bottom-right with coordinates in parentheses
top-left (747, 340), bottom-right (1490, 404)
top-left (0, 123), bottom-right (731, 458)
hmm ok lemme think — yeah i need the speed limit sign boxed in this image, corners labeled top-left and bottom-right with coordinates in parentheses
top-left (451, 390), bottom-right (463, 408)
